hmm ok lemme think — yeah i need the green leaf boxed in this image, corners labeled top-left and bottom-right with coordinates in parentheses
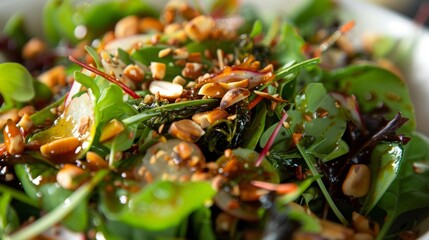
top-left (374, 133), bottom-right (429, 239)
top-left (0, 63), bottom-right (34, 106)
top-left (39, 183), bottom-right (88, 232)
top-left (264, 83), bottom-right (347, 159)
top-left (188, 207), bottom-right (216, 240)
top-left (74, 71), bottom-right (101, 99)
top-left (117, 181), bottom-right (215, 230)
top-left (29, 96), bottom-right (65, 127)
top-left (361, 143), bottom-right (403, 215)
top-left (85, 46), bottom-right (102, 69)
top-left (327, 64), bottom-right (416, 133)
top-left (96, 85), bottom-right (137, 124)
top-left (3, 13), bottom-right (29, 47)
top-left (53, 0), bottom-right (78, 44)
top-left (271, 23), bottom-right (306, 65)
top-left (42, 0), bottom-right (62, 45)
top-left (6, 170), bottom-right (108, 240)
top-left (243, 103), bottom-right (268, 150)
top-left (250, 20), bottom-right (263, 38)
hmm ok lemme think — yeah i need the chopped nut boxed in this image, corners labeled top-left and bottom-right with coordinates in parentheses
top-left (198, 83), bottom-right (227, 98)
top-left (123, 64), bottom-right (144, 82)
top-left (0, 109), bottom-right (19, 129)
top-left (22, 38), bottom-right (46, 59)
top-left (114, 15), bottom-right (139, 38)
top-left (38, 66), bottom-right (67, 93)
top-left (342, 164), bottom-right (371, 198)
top-left (352, 212), bottom-right (380, 237)
top-left (17, 114), bottom-right (33, 133)
top-left (158, 48), bottom-right (172, 58)
top-left (220, 88), bottom-right (251, 109)
top-left (139, 17), bottom-right (164, 33)
top-left (149, 62), bottom-right (166, 80)
top-left (86, 151), bottom-right (108, 170)
top-left (173, 141), bottom-right (194, 160)
top-left (3, 119), bottom-right (24, 155)
top-left (56, 164), bottom-right (85, 190)
top-left (99, 119), bottom-right (125, 142)
top-left (184, 15), bottom-right (215, 42)
top-left (173, 48), bottom-right (189, 59)
top-left (40, 137), bottom-right (81, 157)
top-left (182, 62), bottom-right (203, 79)
top-left (149, 80), bottom-right (183, 100)
top-left (192, 108), bottom-right (229, 128)
top-left (168, 119), bottom-right (205, 142)
top-left (172, 75), bottom-right (187, 86)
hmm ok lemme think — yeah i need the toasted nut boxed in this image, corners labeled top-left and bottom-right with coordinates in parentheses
top-left (149, 80), bottom-right (183, 100)
top-left (17, 114), bottom-right (33, 133)
top-left (354, 233), bottom-right (374, 240)
top-left (182, 62), bottom-right (203, 79)
top-left (184, 15), bottom-right (215, 42)
top-left (38, 66), bottom-right (67, 92)
top-left (18, 105), bottom-right (36, 117)
top-left (173, 141), bottom-right (194, 160)
top-left (40, 137), bottom-right (81, 157)
top-left (216, 212), bottom-right (237, 234)
top-left (168, 119), bottom-right (205, 142)
top-left (218, 79), bottom-right (249, 90)
top-left (114, 15), bottom-right (139, 38)
top-left (342, 164), bottom-right (371, 198)
top-left (319, 219), bottom-right (355, 240)
top-left (139, 17), bottom-right (164, 33)
top-left (99, 119), bottom-right (125, 142)
top-left (22, 38), bottom-right (46, 59)
top-left (352, 212), bottom-right (380, 237)
top-left (192, 108), bottom-right (228, 128)
top-left (149, 62), bottom-right (166, 80)
top-left (3, 119), bottom-right (24, 155)
top-left (198, 83), bottom-right (227, 98)
top-left (0, 109), bottom-right (19, 129)
top-left (172, 75), bottom-right (187, 86)
top-left (158, 48), bottom-right (172, 58)
top-left (254, 91), bottom-right (288, 103)
top-left (164, 23), bottom-right (182, 34)
top-left (173, 48), bottom-right (189, 59)
top-left (123, 64), bottom-right (144, 82)
top-left (86, 151), bottom-right (108, 170)
top-left (56, 164), bottom-right (85, 190)
top-left (220, 88), bottom-right (250, 109)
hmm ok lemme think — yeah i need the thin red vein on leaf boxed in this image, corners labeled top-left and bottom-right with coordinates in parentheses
top-left (255, 111), bottom-right (288, 167)
top-left (251, 180), bottom-right (298, 194)
top-left (69, 56), bottom-right (140, 99)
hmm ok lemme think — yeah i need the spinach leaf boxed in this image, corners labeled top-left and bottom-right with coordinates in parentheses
top-left (261, 83), bottom-right (348, 161)
top-left (0, 63), bottom-right (34, 110)
top-left (361, 143), bottom-right (403, 215)
top-left (271, 23), bottom-right (306, 65)
top-left (374, 133), bottom-right (429, 239)
top-left (327, 64), bottom-right (416, 133)
top-left (0, 193), bottom-right (19, 237)
top-left (116, 180), bottom-right (215, 230)
top-left (39, 184), bottom-right (88, 232)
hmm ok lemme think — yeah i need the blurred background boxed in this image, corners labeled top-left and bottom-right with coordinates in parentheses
top-left (366, 0), bottom-right (429, 27)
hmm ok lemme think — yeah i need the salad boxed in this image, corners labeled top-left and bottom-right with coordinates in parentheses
top-left (0, 0), bottom-right (429, 239)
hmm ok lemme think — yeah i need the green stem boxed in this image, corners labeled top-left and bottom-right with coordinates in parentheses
top-left (295, 142), bottom-right (349, 226)
top-left (0, 184), bottom-right (38, 207)
top-left (5, 170), bottom-right (109, 240)
top-left (122, 99), bottom-right (218, 126)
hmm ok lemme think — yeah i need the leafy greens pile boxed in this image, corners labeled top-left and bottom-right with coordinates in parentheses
top-left (0, 0), bottom-right (428, 240)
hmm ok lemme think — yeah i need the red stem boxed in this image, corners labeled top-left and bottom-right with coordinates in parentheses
top-left (255, 111), bottom-right (288, 167)
top-left (68, 56), bottom-right (140, 99)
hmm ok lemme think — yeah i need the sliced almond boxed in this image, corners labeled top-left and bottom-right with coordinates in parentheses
top-left (149, 80), bottom-right (183, 100)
